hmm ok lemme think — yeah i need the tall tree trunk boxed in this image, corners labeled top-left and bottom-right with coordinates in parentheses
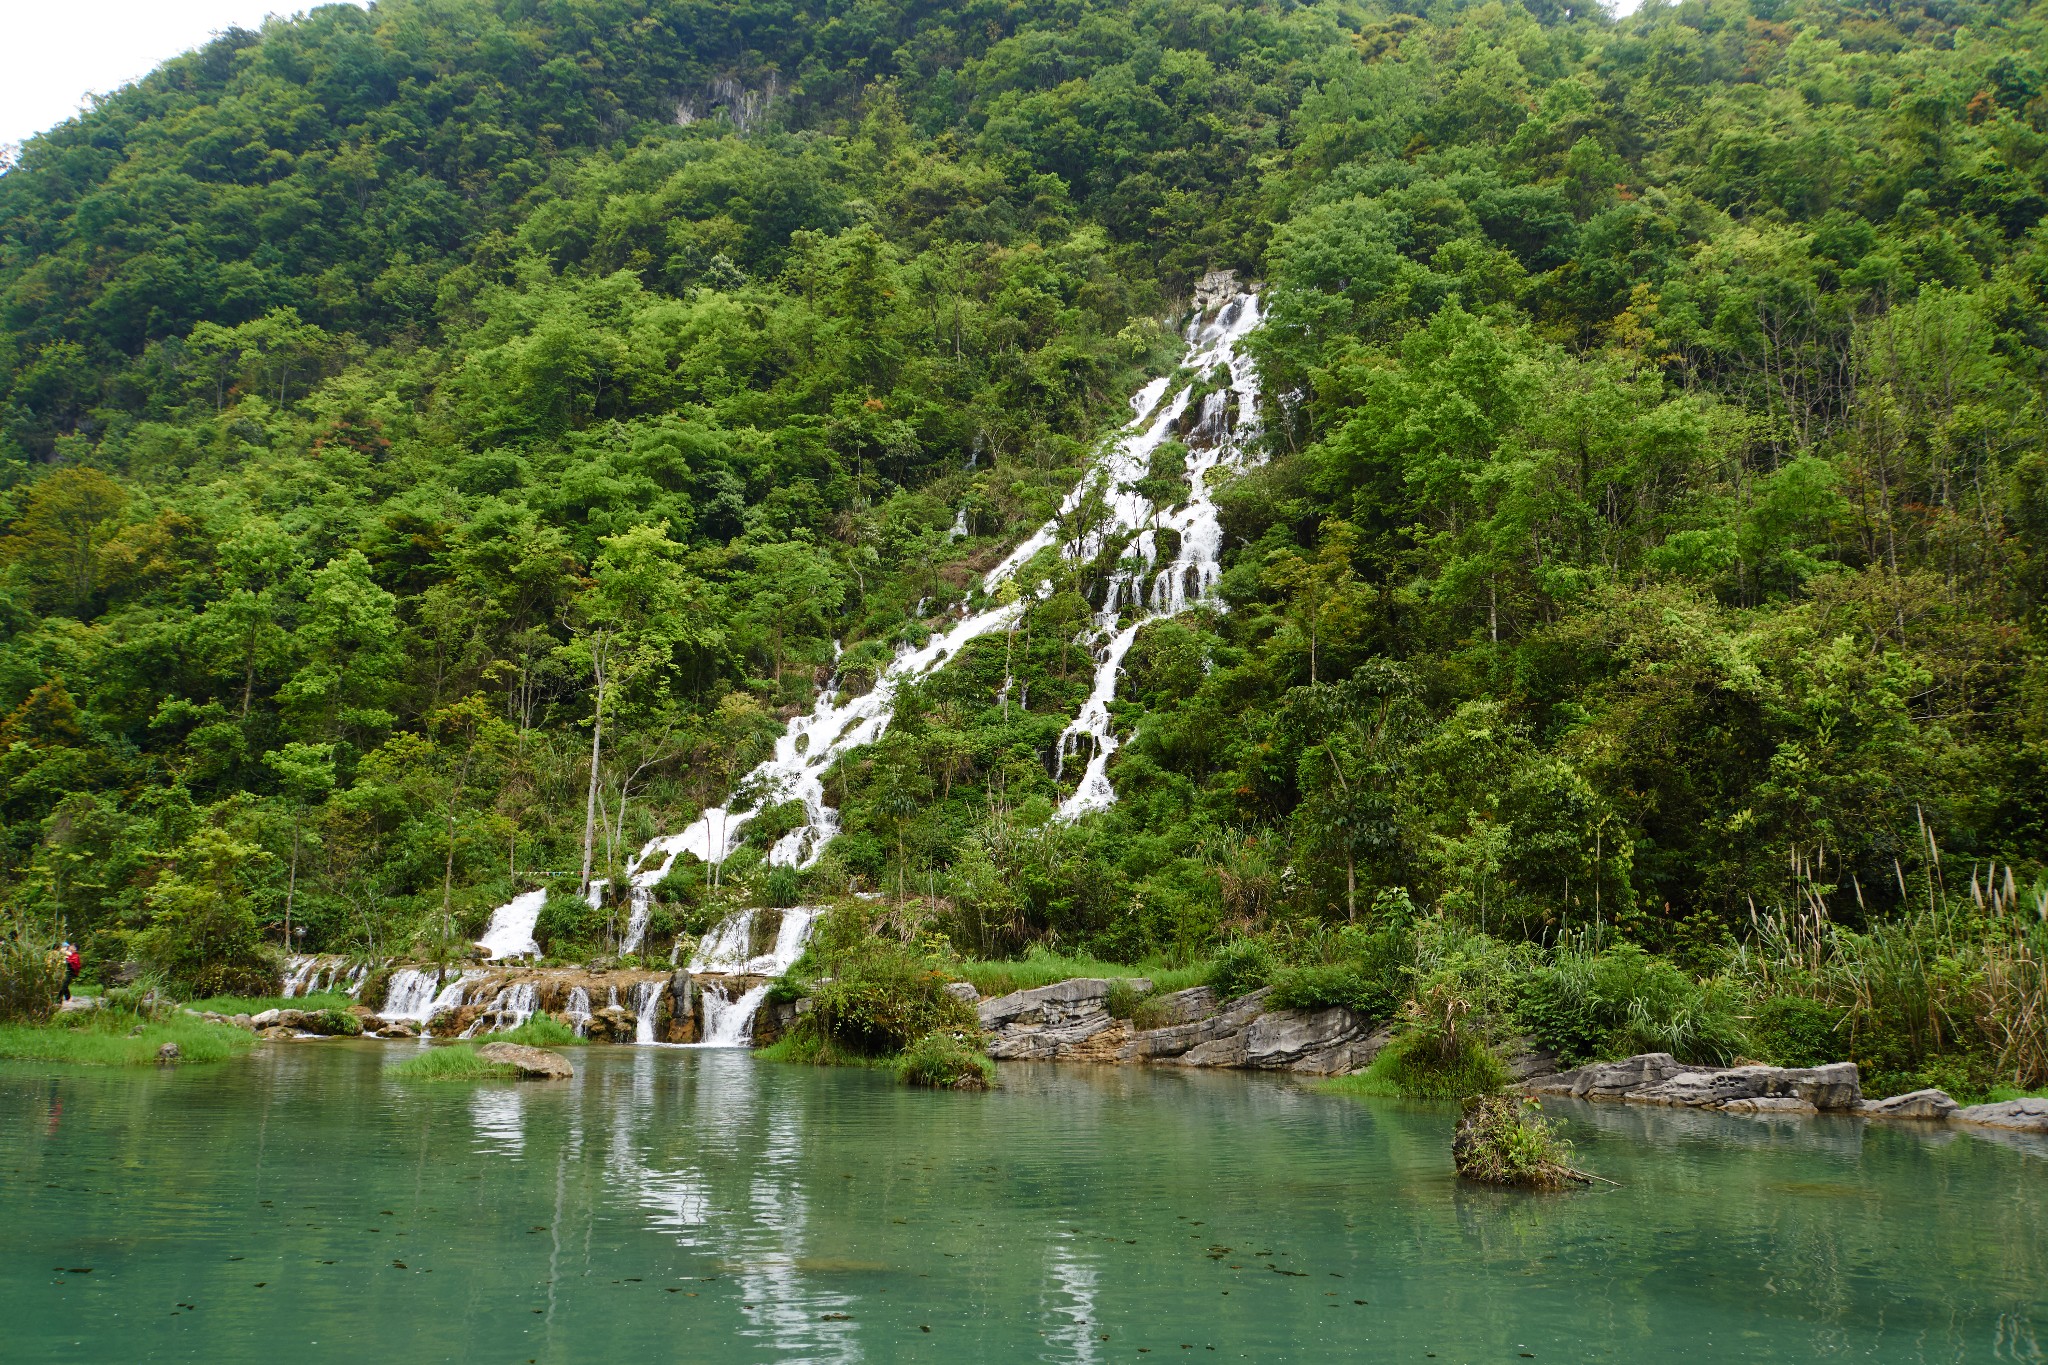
top-left (580, 649), bottom-right (607, 894)
top-left (1346, 852), bottom-right (1357, 924)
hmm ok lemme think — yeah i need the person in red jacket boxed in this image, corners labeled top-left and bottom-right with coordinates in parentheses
top-left (61, 943), bottom-right (81, 1001)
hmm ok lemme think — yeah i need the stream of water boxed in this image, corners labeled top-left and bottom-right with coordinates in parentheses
top-left (4, 1047), bottom-right (2042, 1363)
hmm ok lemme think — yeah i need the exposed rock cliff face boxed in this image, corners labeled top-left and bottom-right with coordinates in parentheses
top-left (974, 979), bottom-right (1389, 1074)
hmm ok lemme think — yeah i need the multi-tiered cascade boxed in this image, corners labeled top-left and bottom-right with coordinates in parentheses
top-left (471, 284), bottom-right (1265, 1040)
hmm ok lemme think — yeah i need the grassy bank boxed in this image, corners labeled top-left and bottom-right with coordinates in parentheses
top-left (184, 991), bottom-right (356, 1016)
top-left (0, 1008), bottom-right (258, 1066)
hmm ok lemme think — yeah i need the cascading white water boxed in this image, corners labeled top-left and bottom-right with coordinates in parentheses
top-left (1052, 293), bottom-right (1265, 819)
top-left (564, 985), bottom-right (593, 1036)
top-left (460, 981), bottom-right (540, 1037)
top-left (696, 978), bottom-right (774, 1047)
top-left (379, 968), bottom-right (469, 1024)
top-left (687, 906), bottom-right (821, 976)
top-left (631, 980), bottom-right (666, 1045)
top-left (483, 289), bottom-right (1264, 974)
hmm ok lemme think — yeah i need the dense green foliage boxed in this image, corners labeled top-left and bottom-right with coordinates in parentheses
top-left (3, 0), bottom-right (2046, 1086)
top-left (0, 932), bottom-right (65, 1022)
top-left (480, 1012), bottom-right (584, 1046)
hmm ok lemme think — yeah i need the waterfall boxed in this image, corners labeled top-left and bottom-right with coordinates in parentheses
top-left (478, 882), bottom-right (604, 963)
top-left (688, 906), bottom-right (820, 976)
top-left (697, 978), bottom-right (774, 1047)
top-left (564, 986), bottom-right (592, 1036)
top-left (631, 980), bottom-right (665, 1045)
top-left (460, 981), bottom-right (540, 1037)
top-left (1052, 293), bottom-right (1265, 820)
top-left (282, 956), bottom-right (317, 997)
top-left (480, 289), bottom-right (1263, 945)
top-left (379, 968), bottom-right (469, 1024)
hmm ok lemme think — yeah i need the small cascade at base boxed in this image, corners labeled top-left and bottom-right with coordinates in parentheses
top-left (379, 968), bottom-right (470, 1026)
top-left (697, 978), bottom-right (775, 1047)
top-left (460, 981), bottom-right (540, 1038)
top-left (631, 980), bottom-right (665, 1045)
top-left (564, 986), bottom-right (593, 1036)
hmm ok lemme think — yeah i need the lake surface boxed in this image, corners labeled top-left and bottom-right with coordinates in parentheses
top-left (4, 1044), bottom-right (2044, 1363)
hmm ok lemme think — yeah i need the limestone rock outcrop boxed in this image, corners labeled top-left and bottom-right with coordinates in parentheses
top-left (1522, 1054), bottom-right (1863, 1111)
top-left (476, 1042), bottom-right (574, 1079)
top-left (975, 978), bottom-right (1387, 1074)
top-left (1857, 1088), bottom-right (1959, 1119)
top-left (1954, 1097), bottom-right (2048, 1132)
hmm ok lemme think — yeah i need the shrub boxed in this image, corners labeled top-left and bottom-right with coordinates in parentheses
top-left (315, 1008), bottom-right (363, 1036)
top-left (763, 864), bottom-right (805, 908)
top-left (1453, 1095), bottom-right (1590, 1189)
top-left (1267, 926), bottom-right (1411, 1019)
top-left (897, 1030), bottom-right (995, 1090)
top-left (1209, 938), bottom-right (1273, 1000)
top-left (1748, 995), bottom-right (1846, 1067)
top-left (810, 938), bottom-right (980, 1057)
top-left (389, 1044), bottom-right (519, 1080)
top-left (132, 826), bottom-right (280, 998)
top-left (0, 933), bottom-right (65, 1023)
top-left (1359, 1027), bottom-right (1510, 1100)
top-left (1105, 978), bottom-right (1148, 1019)
top-left (535, 886), bottom-right (603, 956)
top-left (1517, 942), bottom-right (1745, 1067)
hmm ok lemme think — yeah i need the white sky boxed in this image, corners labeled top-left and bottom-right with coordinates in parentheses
top-left (1, 0), bottom-right (367, 149)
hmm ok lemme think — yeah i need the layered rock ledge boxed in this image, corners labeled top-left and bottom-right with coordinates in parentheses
top-left (975, 979), bottom-right (1389, 1074)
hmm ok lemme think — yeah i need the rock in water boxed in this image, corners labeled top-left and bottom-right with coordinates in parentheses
top-left (1953, 1097), bottom-right (2048, 1133)
top-left (476, 1042), bottom-right (573, 1079)
top-left (155, 1042), bottom-right (181, 1062)
top-left (1858, 1089), bottom-right (1959, 1120)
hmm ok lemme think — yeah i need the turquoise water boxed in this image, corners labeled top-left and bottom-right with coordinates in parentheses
top-left (3, 1044), bottom-right (2044, 1363)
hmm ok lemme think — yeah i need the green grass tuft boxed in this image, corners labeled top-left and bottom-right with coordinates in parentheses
top-left (0, 1008), bottom-right (258, 1066)
top-left (478, 1014), bottom-right (585, 1047)
top-left (387, 1044), bottom-right (519, 1080)
top-left (896, 1030), bottom-right (995, 1090)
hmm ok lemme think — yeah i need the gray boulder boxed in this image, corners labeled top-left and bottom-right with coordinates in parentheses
top-left (250, 1009), bottom-right (282, 1027)
top-left (1953, 1097), bottom-right (2048, 1133)
top-left (943, 981), bottom-right (981, 1005)
top-left (1858, 1089), bottom-right (1959, 1120)
top-left (476, 1042), bottom-right (574, 1079)
top-left (1523, 1053), bottom-right (1690, 1099)
top-left (980, 978), bottom-right (1121, 1060)
top-left (1124, 988), bottom-right (1272, 1063)
top-left (155, 1042), bottom-right (181, 1062)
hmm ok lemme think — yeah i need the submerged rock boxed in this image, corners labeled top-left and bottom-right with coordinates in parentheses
top-left (475, 1042), bottom-right (574, 1079)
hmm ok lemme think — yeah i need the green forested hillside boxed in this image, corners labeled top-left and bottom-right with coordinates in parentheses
top-left (2, 0), bottom-right (2045, 1078)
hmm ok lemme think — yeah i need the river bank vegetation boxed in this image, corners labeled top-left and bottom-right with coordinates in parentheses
top-left (4, 0), bottom-right (2048, 1094)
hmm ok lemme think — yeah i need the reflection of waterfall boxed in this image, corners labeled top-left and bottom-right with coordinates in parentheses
top-left (480, 293), bottom-right (1263, 939)
top-left (1053, 294), bottom-right (1265, 820)
top-left (468, 1088), bottom-right (525, 1157)
top-left (1042, 1241), bottom-right (1105, 1365)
